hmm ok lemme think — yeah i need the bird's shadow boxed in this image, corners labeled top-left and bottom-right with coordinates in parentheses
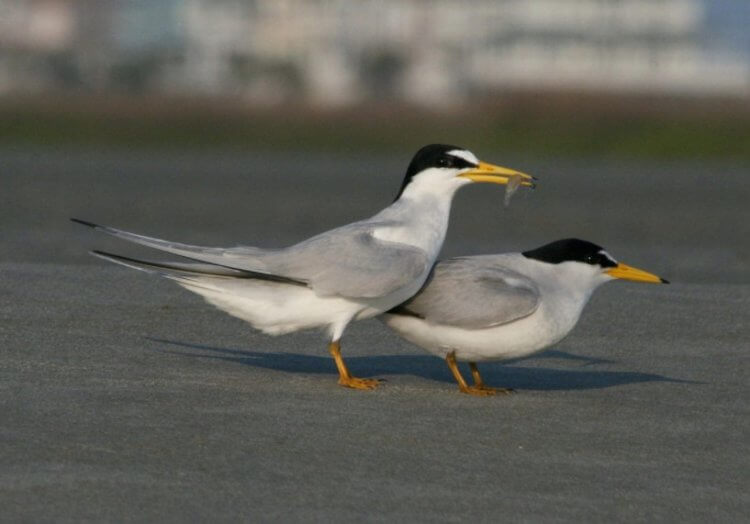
top-left (147, 337), bottom-right (695, 391)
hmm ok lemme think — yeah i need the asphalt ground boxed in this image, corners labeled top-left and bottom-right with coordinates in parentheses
top-left (1, 146), bottom-right (748, 521)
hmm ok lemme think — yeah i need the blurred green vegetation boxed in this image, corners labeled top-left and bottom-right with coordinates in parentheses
top-left (1, 95), bottom-right (748, 160)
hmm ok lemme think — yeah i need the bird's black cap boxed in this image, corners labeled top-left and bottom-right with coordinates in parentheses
top-left (522, 238), bottom-right (617, 268)
top-left (395, 144), bottom-right (475, 200)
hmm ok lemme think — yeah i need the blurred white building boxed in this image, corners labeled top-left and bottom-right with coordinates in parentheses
top-left (0, 0), bottom-right (748, 103)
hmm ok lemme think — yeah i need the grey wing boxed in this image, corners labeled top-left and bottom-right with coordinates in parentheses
top-left (90, 250), bottom-right (307, 286)
top-left (73, 218), bottom-right (428, 299)
top-left (389, 256), bottom-right (539, 329)
top-left (71, 219), bottom-right (276, 274)
top-left (277, 228), bottom-right (429, 298)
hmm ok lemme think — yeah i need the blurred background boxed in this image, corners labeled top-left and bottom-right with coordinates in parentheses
top-left (1, 0), bottom-right (748, 283)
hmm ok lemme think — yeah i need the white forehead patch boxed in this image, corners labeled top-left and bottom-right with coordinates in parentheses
top-left (447, 149), bottom-right (479, 166)
top-left (599, 250), bottom-right (617, 264)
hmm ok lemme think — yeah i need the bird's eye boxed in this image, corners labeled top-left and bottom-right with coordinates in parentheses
top-left (584, 254), bottom-right (596, 264)
top-left (437, 157), bottom-right (452, 168)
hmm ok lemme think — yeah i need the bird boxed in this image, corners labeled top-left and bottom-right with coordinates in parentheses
top-left (380, 238), bottom-right (668, 396)
top-left (72, 144), bottom-right (535, 390)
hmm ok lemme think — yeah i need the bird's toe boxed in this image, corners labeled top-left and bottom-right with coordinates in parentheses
top-left (338, 376), bottom-right (383, 390)
top-left (459, 385), bottom-right (497, 397)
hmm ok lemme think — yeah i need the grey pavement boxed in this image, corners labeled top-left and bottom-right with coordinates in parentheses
top-left (1, 147), bottom-right (749, 521)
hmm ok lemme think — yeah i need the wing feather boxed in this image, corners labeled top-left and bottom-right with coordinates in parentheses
top-left (388, 255), bottom-right (539, 329)
top-left (279, 229), bottom-right (429, 298)
top-left (74, 219), bottom-right (429, 299)
top-left (91, 250), bottom-right (307, 286)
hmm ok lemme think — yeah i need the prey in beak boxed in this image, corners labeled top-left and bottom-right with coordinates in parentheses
top-left (459, 161), bottom-right (536, 189)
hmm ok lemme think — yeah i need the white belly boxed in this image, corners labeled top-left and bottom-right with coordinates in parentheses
top-left (382, 299), bottom-right (583, 362)
top-left (179, 266), bottom-right (431, 339)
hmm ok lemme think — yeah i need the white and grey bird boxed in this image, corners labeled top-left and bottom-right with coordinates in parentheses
top-left (72, 144), bottom-right (534, 390)
top-left (381, 238), bottom-right (668, 396)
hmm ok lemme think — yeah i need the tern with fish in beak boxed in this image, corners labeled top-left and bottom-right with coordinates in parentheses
top-left (382, 239), bottom-right (668, 396)
top-left (72, 144), bottom-right (534, 391)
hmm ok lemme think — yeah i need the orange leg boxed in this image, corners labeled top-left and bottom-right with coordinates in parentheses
top-left (445, 352), bottom-right (495, 396)
top-left (469, 362), bottom-right (513, 394)
top-left (328, 341), bottom-right (382, 390)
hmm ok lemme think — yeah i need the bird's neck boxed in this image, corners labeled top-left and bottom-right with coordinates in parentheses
top-left (374, 185), bottom-right (459, 257)
top-left (535, 263), bottom-right (601, 335)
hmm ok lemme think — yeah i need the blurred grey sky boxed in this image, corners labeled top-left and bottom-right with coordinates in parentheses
top-left (0, 0), bottom-right (748, 106)
top-left (706, 0), bottom-right (750, 53)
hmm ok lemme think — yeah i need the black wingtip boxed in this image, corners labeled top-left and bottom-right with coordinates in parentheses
top-left (89, 249), bottom-right (150, 269)
top-left (70, 218), bottom-right (99, 228)
top-left (90, 249), bottom-right (114, 260)
top-left (91, 249), bottom-right (130, 263)
top-left (660, 277), bottom-right (670, 284)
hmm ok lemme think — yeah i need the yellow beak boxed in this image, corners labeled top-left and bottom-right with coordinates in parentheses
top-left (458, 161), bottom-right (536, 188)
top-left (606, 263), bottom-right (668, 284)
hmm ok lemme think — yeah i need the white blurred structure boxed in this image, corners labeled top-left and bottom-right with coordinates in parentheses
top-left (0, 0), bottom-right (748, 103)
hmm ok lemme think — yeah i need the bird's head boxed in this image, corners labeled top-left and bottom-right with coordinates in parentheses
top-left (395, 144), bottom-right (535, 200)
top-left (522, 238), bottom-right (669, 291)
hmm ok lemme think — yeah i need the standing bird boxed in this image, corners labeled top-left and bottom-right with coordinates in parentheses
top-left (72, 144), bottom-right (534, 390)
top-left (381, 239), bottom-right (668, 396)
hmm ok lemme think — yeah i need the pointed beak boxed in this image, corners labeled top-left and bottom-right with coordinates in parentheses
top-left (458, 161), bottom-right (536, 188)
top-left (606, 263), bottom-right (669, 284)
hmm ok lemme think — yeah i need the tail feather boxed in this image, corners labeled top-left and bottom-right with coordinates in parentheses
top-left (71, 218), bottom-right (278, 276)
top-left (92, 250), bottom-right (322, 335)
top-left (91, 250), bottom-right (307, 287)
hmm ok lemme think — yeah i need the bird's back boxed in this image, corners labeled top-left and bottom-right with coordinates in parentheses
top-left (388, 254), bottom-right (540, 330)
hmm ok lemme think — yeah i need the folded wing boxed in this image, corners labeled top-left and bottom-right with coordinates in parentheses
top-left (388, 256), bottom-right (540, 329)
top-left (91, 250), bottom-right (307, 285)
top-left (269, 225), bottom-right (427, 298)
top-left (73, 219), bottom-right (429, 300)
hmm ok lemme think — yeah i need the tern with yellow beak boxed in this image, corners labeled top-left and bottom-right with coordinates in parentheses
top-left (381, 239), bottom-right (668, 396)
top-left (72, 144), bottom-right (534, 390)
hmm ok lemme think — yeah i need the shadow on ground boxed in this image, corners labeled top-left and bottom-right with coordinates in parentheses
top-left (149, 338), bottom-right (692, 391)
